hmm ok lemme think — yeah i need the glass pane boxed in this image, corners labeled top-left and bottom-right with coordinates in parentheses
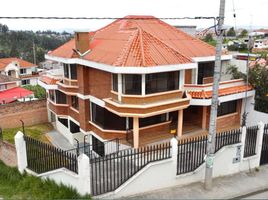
top-left (122, 74), bottom-right (141, 95)
top-left (112, 74), bottom-right (118, 92)
top-left (70, 64), bottom-right (77, 80)
top-left (63, 64), bottom-right (69, 78)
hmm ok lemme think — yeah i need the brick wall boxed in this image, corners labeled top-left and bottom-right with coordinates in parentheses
top-left (0, 141), bottom-right (17, 167)
top-left (0, 99), bottom-right (48, 129)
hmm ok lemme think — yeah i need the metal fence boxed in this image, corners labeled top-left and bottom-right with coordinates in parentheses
top-left (260, 124), bottom-right (268, 165)
top-left (90, 142), bottom-right (171, 196)
top-left (177, 128), bottom-right (241, 175)
top-left (244, 125), bottom-right (258, 158)
top-left (25, 136), bottom-right (78, 174)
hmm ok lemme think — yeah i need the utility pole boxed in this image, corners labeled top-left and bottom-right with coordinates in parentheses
top-left (33, 41), bottom-right (36, 65)
top-left (204, 0), bottom-right (225, 190)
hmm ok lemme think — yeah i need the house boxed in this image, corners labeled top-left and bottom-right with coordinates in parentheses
top-left (39, 15), bottom-right (254, 148)
top-left (0, 74), bottom-right (33, 104)
top-left (0, 57), bottom-right (39, 86)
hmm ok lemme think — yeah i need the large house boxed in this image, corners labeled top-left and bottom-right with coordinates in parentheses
top-left (39, 16), bottom-right (254, 148)
top-left (0, 57), bottom-right (39, 86)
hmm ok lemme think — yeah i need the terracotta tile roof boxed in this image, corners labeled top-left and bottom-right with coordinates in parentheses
top-left (188, 85), bottom-right (253, 99)
top-left (40, 75), bottom-right (59, 85)
top-left (0, 57), bottom-right (36, 70)
top-left (0, 74), bottom-right (19, 84)
top-left (48, 15), bottom-right (217, 67)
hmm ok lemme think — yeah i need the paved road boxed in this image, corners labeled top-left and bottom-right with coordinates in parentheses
top-left (128, 165), bottom-right (268, 199)
top-left (243, 190), bottom-right (268, 199)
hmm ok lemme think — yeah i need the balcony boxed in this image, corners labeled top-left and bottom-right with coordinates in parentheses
top-left (57, 79), bottom-right (79, 94)
top-left (104, 90), bottom-right (191, 118)
top-left (48, 101), bottom-right (69, 116)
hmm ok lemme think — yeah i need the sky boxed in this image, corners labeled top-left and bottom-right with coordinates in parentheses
top-left (0, 0), bottom-right (267, 32)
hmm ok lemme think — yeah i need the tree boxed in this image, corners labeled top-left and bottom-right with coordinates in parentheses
top-left (239, 29), bottom-right (248, 38)
top-left (226, 27), bottom-right (236, 37)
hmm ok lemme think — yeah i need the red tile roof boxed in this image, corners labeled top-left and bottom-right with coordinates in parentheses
top-left (0, 87), bottom-right (33, 104)
top-left (40, 75), bottom-right (59, 85)
top-left (49, 15), bottom-right (217, 67)
top-left (0, 57), bottom-right (36, 70)
top-left (188, 85), bottom-right (253, 99)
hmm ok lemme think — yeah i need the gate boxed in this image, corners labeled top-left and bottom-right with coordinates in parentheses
top-left (260, 124), bottom-right (268, 165)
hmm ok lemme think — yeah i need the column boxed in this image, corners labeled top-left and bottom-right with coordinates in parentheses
top-left (202, 106), bottom-right (207, 129)
top-left (14, 131), bottom-right (28, 174)
top-left (141, 74), bottom-right (146, 96)
top-left (177, 110), bottom-right (183, 138)
top-left (133, 117), bottom-right (139, 148)
top-left (118, 74), bottom-right (122, 102)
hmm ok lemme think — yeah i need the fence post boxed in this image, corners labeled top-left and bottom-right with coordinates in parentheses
top-left (77, 153), bottom-right (91, 195)
top-left (171, 137), bottom-right (178, 174)
top-left (256, 121), bottom-right (265, 164)
top-left (14, 131), bottom-right (28, 173)
top-left (241, 126), bottom-right (247, 159)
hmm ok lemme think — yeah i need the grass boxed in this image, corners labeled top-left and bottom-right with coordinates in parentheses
top-left (2, 123), bottom-right (53, 144)
top-left (0, 161), bottom-right (91, 199)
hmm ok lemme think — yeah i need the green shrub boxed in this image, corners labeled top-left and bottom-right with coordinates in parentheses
top-left (22, 85), bottom-right (46, 99)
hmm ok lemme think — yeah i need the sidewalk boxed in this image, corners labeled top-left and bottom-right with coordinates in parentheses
top-left (129, 165), bottom-right (268, 199)
top-left (46, 130), bottom-right (74, 150)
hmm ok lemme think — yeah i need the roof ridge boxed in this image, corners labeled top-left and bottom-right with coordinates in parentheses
top-left (141, 29), bottom-right (193, 63)
top-left (138, 27), bottom-right (146, 66)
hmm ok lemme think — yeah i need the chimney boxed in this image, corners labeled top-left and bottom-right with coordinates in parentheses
top-left (74, 31), bottom-right (90, 54)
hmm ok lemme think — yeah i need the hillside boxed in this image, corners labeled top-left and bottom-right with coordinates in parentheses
top-left (0, 23), bottom-right (72, 64)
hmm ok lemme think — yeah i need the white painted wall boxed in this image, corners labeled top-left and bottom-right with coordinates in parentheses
top-left (242, 96), bottom-right (268, 126)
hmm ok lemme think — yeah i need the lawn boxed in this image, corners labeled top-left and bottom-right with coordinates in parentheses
top-left (0, 161), bottom-right (91, 199)
top-left (2, 123), bottom-right (53, 144)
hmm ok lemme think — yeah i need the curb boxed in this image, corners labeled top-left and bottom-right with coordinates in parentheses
top-left (228, 186), bottom-right (268, 199)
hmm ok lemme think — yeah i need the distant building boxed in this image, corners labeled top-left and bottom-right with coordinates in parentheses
top-left (39, 60), bottom-right (62, 70)
top-left (0, 57), bottom-right (40, 86)
top-left (0, 74), bottom-right (33, 104)
top-left (174, 25), bottom-right (196, 36)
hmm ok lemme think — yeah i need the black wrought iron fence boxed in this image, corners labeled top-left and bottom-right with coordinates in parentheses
top-left (24, 136), bottom-right (78, 174)
top-left (177, 128), bottom-right (241, 175)
top-left (90, 142), bottom-right (171, 196)
top-left (260, 124), bottom-right (268, 165)
top-left (244, 125), bottom-right (258, 158)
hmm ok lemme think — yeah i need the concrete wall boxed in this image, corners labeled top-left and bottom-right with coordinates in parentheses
top-left (0, 100), bottom-right (48, 129)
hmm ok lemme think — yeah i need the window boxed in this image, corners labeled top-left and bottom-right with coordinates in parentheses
top-left (20, 68), bottom-right (27, 74)
top-left (70, 64), bottom-right (77, 80)
top-left (49, 90), bottom-right (55, 102)
top-left (0, 84), bottom-right (6, 91)
top-left (55, 90), bottom-right (67, 104)
top-left (71, 96), bottom-right (79, 110)
top-left (122, 74), bottom-right (141, 95)
top-left (58, 117), bottom-right (68, 128)
top-left (92, 135), bottom-right (105, 157)
top-left (112, 74), bottom-right (118, 92)
top-left (21, 79), bottom-right (30, 85)
top-left (63, 64), bottom-right (69, 78)
top-left (217, 100), bottom-right (237, 116)
top-left (139, 114), bottom-right (167, 127)
top-left (197, 62), bottom-right (214, 84)
top-left (63, 63), bottom-right (77, 80)
top-left (70, 120), bottom-right (80, 133)
top-left (146, 71), bottom-right (180, 94)
top-left (91, 102), bottom-right (126, 130)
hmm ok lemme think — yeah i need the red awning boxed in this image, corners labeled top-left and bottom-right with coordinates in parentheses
top-left (0, 87), bottom-right (33, 104)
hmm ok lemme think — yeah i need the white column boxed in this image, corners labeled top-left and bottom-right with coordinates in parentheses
top-left (78, 154), bottom-right (91, 195)
top-left (179, 70), bottom-right (185, 89)
top-left (142, 74), bottom-right (146, 96)
top-left (256, 121), bottom-right (265, 164)
top-left (177, 110), bottom-right (183, 138)
top-left (14, 131), bottom-right (28, 174)
top-left (118, 74), bottom-right (122, 102)
top-left (241, 126), bottom-right (247, 159)
top-left (170, 137), bottom-right (178, 174)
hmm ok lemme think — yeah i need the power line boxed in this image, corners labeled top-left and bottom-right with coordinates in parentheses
top-left (0, 16), bottom-right (220, 20)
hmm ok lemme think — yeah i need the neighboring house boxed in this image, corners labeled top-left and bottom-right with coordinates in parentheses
top-left (230, 53), bottom-right (261, 73)
top-left (174, 25), bottom-right (196, 36)
top-left (0, 57), bottom-right (39, 86)
top-left (0, 74), bottom-right (34, 104)
top-left (39, 15), bottom-right (254, 148)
